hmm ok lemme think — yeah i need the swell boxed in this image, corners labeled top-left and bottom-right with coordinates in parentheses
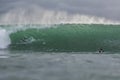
top-left (8, 24), bottom-right (120, 52)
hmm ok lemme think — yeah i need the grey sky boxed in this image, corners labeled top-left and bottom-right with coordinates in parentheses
top-left (0, 0), bottom-right (120, 21)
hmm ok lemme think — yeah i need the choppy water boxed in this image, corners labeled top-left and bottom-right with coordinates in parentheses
top-left (0, 51), bottom-right (120, 80)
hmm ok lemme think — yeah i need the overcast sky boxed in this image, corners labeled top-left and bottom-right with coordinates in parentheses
top-left (0, 0), bottom-right (120, 21)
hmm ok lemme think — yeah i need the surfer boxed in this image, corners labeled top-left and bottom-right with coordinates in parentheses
top-left (99, 48), bottom-right (104, 53)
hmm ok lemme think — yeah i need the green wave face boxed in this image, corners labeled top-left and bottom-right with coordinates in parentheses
top-left (8, 24), bottom-right (120, 52)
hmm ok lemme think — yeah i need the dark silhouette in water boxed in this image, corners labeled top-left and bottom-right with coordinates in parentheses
top-left (99, 48), bottom-right (104, 53)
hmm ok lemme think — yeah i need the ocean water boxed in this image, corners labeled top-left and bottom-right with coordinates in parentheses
top-left (1, 24), bottom-right (120, 80)
top-left (0, 24), bottom-right (120, 52)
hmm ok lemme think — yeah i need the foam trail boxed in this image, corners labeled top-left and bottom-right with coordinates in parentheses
top-left (0, 29), bottom-right (11, 49)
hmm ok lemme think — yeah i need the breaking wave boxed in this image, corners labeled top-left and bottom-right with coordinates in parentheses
top-left (1, 24), bottom-right (120, 52)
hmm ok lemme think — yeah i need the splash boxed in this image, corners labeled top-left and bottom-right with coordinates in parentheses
top-left (0, 29), bottom-right (11, 49)
top-left (0, 6), bottom-right (119, 25)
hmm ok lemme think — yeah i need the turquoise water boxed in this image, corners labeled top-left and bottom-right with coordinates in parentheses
top-left (1, 24), bottom-right (120, 52)
top-left (1, 24), bottom-right (120, 80)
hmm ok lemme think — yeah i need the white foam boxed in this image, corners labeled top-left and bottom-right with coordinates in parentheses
top-left (0, 29), bottom-right (11, 49)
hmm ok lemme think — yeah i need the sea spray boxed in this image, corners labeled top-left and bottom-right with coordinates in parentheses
top-left (0, 6), bottom-right (119, 25)
top-left (0, 28), bottom-right (11, 49)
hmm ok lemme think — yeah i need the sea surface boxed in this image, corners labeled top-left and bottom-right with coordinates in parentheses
top-left (1, 51), bottom-right (120, 80)
top-left (0, 24), bottom-right (120, 80)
